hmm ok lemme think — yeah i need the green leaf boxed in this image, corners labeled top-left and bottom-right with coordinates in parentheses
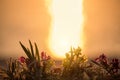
top-left (27, 48), bottom-right (34, 60)
top-left (91, 60), bottom-right (101, 66)
top-left (34, 43), bottom-right (40, 62)
top-left (29, 40), bottom-right (35, 59)
top-left (19, 41), bottom-right (32, 59)
top-left (12, 62), bottom-right (14, 73)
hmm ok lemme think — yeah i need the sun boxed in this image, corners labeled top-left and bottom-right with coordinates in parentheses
top-left (48, 0), bottom-right (84, 58)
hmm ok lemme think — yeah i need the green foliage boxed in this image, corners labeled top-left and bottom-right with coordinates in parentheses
top-left (61, 47), bottom-right (88, 80)
top-left (91, 55), bottom-right (120, 80)
top-left (0, 40), bottom-right (55, 80)
top-left (19, 40), bottom-right (40, 61)
top-left (0, 58), bottom-right (22, 80)
top-left (19, 40), bottom-right (54, 80)
top-left (0, 41), bottom-right (120, 80)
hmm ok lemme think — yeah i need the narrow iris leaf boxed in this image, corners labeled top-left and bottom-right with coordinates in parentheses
top-left (35, 43), bottom-right (40, 62)
top-left (19, 41), bottom-right (32, 59)
top-left (27, 48), bottom-right (33, 60)
top-left (12, 62), bottom-right (14, 73)
top-left (29, 40), bottom-right (35, 59)
top-left (91, 60), bottom-right (101, 66)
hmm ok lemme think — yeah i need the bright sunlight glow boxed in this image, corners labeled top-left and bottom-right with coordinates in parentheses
top-left (48, 0), bottom-right (84, 58)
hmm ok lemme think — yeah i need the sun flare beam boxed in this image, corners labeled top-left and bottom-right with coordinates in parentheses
top-left (48, 0), bottom-right (84, 58)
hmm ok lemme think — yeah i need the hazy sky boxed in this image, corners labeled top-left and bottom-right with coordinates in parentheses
top-left (0, 0), bottom-right (120, 58)
top-left (83, 0), bottom-right (120, 57)
top-left (0, 0), bottom-right (51, 58)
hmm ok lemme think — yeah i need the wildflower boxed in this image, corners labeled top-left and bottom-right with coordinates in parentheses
top-left (25, 58), bottom-right (31, 66)
top-left (41, 51), bottom-right (47, 60)
top-left (95, 54), bottom-right (108, 67)
top-left (110, 58), bottom-right (119, 73)
top-left (19, 56), bottom-right (26, 63)
top-left (95, 54), bottom-right (107, 62)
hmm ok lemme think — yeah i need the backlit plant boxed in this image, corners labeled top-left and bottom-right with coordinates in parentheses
top-left (0, 41), bottom-right (120, 80)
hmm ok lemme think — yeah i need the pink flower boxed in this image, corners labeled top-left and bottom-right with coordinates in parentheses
top-left (19, 57), bottom-right (32, 66)
top-left (95, 54), bottom-right (107, 61)
top-left (110, 58), bottom-right (119, 73)
top-left (19, 56), bottom-right (26, 63)
top-left (41, 51), bottom-right (47, 60)
top-left (41, 51), bottom-right (51, 60)
top-left (25, 58), bottom-right (31, 66)
top-left (95, 54), bottom-right (108, 65)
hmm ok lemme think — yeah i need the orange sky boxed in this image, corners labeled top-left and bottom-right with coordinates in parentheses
top-left (0, 0), bottom-right (120, 59)
top-left (0, 0), bottom-right (51, 58)
top-left (83, 0), bottom-right (120, 57)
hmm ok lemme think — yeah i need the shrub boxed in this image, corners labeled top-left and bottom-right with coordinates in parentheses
top-left (0, 41), bottom-right (120, 80)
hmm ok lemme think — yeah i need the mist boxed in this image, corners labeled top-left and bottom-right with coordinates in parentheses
top-left (0, 0), bottom-right (120, 59)
top-left (0, 0), bottom-right (51, 58)
top-left (83, 0), bottom-right (120, 57)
